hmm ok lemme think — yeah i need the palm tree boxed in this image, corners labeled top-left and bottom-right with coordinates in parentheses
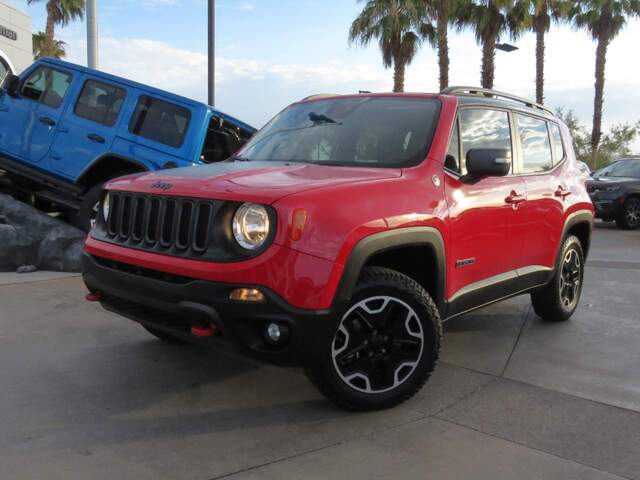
top-left (572, 0), bottom-right (640, 167)
top-left (32, 31), bottom-right (67, 59)
top-left (27, 0), bottom-right (85, 51)
top-left (350, 0), bottom-right (426, 92)
top-left (514, 1), bottom-right (569, 104)
top-left (454, 0), bottom-right (522, 89)
top-left (422, 1), bottom-right (456, 91)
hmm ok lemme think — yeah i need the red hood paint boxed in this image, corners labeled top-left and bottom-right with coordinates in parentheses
top-left (105, 161), bottom-right (402, 204)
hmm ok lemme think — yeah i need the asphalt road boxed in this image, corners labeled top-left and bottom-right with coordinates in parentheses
top-left (1, 222), bottom-right (638, 480)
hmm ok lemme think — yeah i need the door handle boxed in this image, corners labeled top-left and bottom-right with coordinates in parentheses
top-left (87, 133), bottom-right (106, 144)
top-left (39, 116), bottom-right (56, 127)
top-left (555, 186), bottom-right (571, 199)
top-left (505, 191), bottom-right (527, 205)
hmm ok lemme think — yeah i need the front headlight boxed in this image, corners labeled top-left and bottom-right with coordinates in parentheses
top-left (232, 203), bottom-right (270, 250)
top-left (102, 192), bottom-right (111, 221)
top-left (604, 186), bottom-right (621, 192)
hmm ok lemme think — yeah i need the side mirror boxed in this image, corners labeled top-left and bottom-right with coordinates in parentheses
top-left (465, 148), bottom-right (511, 179)
top-left (1, 74), bottom-right (20, 97)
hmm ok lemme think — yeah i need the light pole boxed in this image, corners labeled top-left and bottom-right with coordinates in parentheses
top-left (86, 0), bottom-right (99, 69)
top-left (208, 0), bottom-right (215, 106)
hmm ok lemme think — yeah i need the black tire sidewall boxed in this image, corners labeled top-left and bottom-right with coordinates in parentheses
top-left (552, 236), bottom-right (585, 316)
top-left (76, 183), bottom-right (104, 232)
top-left (619, 198), bottom-right (640, 230)
top-left (310, 269), bottom-right (440, 410)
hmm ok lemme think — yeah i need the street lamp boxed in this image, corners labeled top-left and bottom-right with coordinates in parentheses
top-left (208, 0), bottom-right (215, 106)
top-left (87, 0), bottom-right (98, 69)
top-left (496, 43), bottom-right (518, 53)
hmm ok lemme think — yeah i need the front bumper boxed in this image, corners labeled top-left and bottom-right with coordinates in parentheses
top-left (82, 253), bottom-right (338, 366)
top-left (590, 197), bottom-right (620, 219)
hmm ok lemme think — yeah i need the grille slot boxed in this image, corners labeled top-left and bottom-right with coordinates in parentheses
top-left (104, 192), bottom-right (219, 258)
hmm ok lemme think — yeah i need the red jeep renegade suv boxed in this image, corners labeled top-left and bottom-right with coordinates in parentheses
top-left (83, 87), bottom-right (594, 410)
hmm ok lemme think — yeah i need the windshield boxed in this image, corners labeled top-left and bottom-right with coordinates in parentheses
top-left (596, 160), bottom-right (640, 178)
top-left (236, 97), bottom-right (440, 167)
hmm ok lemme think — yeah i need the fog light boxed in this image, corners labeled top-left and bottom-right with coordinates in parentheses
top-left (229, 288), bottom-right (265, 302)
top-left (265, 322), bottom-right (290, 345)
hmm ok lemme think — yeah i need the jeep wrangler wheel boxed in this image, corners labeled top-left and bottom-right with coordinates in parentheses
top-left (306, 267), bottom-right (442, 411)
top-left (531, 235), bottom-right (584, 322)
top-left (143, 326), bottom-right (190, 345)
top-left (616, 198), bottom-right (640, 230)
top-left (75, 183), bottom-right (104, 232)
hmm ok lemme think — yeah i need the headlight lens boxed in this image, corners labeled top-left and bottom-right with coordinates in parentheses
top-left (102, 192), bottom-right (111, 221)
top-left (232, 203), bottom-right (270, 250)
top-left (604, 186), bottom-right (621, 192)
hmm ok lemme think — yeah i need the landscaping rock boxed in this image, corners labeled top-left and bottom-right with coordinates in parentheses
top-left (0, 193), bottom-right (84, 272)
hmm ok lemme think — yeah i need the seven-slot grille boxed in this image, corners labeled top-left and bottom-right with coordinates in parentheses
top-left (105, 191), bottom-right (219, 257)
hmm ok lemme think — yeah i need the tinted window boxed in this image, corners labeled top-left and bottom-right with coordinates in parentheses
top-left (459, 109), bottom-right (512, 172)
top-left (237, 97), bottom-right (440, 167)
top-left (74, 80), bottom-right (126, 126)
top-left (21, 67), bottom-right (72, 108)
top-left (129, 96), bottom-right (191, 148)
top-left (596, 160), bottom-right (640, 178)
top-left (549, 122), bottom-right (565, 163)
top-left (517, 114), bottom-right (553, 173)
top-left (445, 120), bottom-right (460, 172)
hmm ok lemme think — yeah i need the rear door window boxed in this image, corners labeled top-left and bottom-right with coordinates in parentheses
top-left (74, 80), bottom-right (127, 127)
top-left (459, 108), bottom-right (513, 173)
top-left (516, 114), bottom-right (553, 173)
top-left (20, 67), bottom-right (72, 109)
top-left (128, 95), bottom-right (191, 148)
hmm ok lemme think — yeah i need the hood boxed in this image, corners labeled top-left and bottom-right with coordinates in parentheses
top-left (589, 176), bottom-right (638, 184)
top-left (106, 161), bottom-right (402, 204)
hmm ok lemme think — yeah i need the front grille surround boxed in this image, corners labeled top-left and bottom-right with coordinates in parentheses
top-left (91, 190), bottom-right (276, 262)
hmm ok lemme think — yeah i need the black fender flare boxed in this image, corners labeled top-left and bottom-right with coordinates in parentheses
top-left (76, 153), bottom-right (149, 190)
top-left (332, 227), bottom-right (447, 315)
top-left (557, 209), bottom-right (594, 263)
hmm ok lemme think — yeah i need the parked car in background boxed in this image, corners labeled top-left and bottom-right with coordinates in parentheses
top-left (83, 88), bottom-right (594, 410)
top-left (0, 59), bottom-right (255, 230)
top-left (587, 158), bottom-right (640, 229)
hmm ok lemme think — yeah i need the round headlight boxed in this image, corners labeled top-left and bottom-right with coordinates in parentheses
top-left (102, 192), bottom-right (111, 221)
top-left (232, 203), bottom-right (270, 250)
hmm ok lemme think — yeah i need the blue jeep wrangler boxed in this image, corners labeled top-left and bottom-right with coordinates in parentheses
top-left (0, 59), bottom-right (255, 230)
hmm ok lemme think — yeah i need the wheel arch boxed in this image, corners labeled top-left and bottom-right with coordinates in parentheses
top-left (76, 154), bottom-right (148, 192)
top-left (561, 210), bottom-right (594, 261)
top-left (333, 227), bottom-right (446, 315)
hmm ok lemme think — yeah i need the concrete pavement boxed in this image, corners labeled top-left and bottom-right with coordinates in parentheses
top-left (0, 222), bottom-right (638, 480)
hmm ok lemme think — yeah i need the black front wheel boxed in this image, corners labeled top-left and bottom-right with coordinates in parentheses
top-left (306, 267), bottom-right (442, 411)
top-left (616, 198), bottom-right (640, 230)
top-left (531, 235), bottom-right (585, 322)
top-left (74, 183), bottom-right (104, 232)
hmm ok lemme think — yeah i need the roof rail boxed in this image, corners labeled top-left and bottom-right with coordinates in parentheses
top-left (441, 86), bottom-right (554, 116)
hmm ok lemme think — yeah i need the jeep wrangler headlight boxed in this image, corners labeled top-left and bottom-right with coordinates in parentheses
top-left (232, 203), bottom-right (270, 250)
top-left (102, 192), bottom-right (111, 221)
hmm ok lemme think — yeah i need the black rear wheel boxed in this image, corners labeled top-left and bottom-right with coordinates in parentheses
top-left (531, 235), bottom-right (584, 322)
top-left (306, 267), bottom-right (442, 411)
top-left (616, 198), bottom-right (640, 230)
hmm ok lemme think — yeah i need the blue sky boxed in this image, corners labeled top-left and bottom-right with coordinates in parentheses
top-left (8, 0), bottom-right (640, 149)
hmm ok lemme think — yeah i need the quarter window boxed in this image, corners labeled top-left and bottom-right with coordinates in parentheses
top-left (21, 67), bottom-right (72, 109)
top-left (445, 120), bottom-right (461, 173)
top-left (129, 96), bottom-right (191, 148)
top-left (549, 122), bottom-right (565, 164)
top-left (516, 114), bottom-right (553, 173)
top-left (74, 80), bottom-right (126, 127)
top-left (0, 57), bottom-right (9, 84)
top-left (459, 109), bottom-right (512, 173)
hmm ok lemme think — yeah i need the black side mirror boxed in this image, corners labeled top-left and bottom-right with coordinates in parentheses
top-left (465, 148), bottom-right (511, 179)
top-left (1, 74), bottom-right (20, 97)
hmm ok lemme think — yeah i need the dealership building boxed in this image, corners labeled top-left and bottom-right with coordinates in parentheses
top-left (0, 2), bottom-right (32, 83)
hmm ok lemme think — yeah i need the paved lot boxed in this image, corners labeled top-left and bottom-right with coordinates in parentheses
top-left (1, 222), bottom-right (638, 480)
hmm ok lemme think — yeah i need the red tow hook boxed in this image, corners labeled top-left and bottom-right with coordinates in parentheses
top-left (86, 291), bottom-right (103, 302)
top-left (191, 324), bottom-right (218, 337)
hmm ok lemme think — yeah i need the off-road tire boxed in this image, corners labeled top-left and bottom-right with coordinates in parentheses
top-left (75, 183), bottom-right (104, 232)
top-left (531, 235), bottom-right (584, 322)
top-left (143, 326), bottom-right (190, 345)
top-left (615, 197), bottom-right (640, 230)
top-left (306, 267), bottom-right (442, 411)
